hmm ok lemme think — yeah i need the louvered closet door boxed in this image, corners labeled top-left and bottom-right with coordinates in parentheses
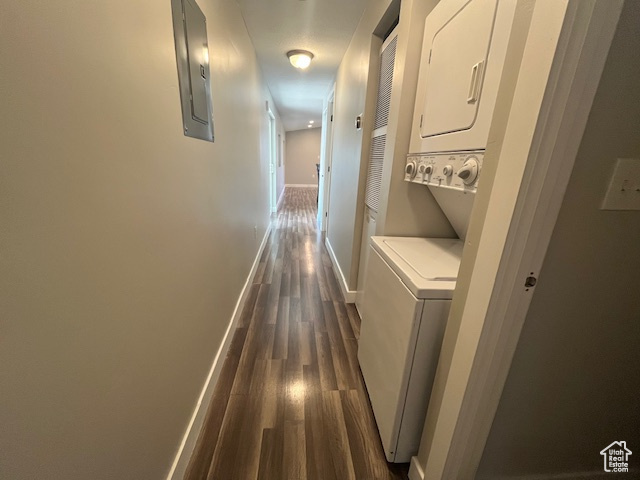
top-left (356, 28), bottom-right (398, 313)
top-left (364, 33), bottom-right (397, 213)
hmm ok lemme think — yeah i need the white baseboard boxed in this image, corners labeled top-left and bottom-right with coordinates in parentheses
top-left (408, 455), bottom-right (627, 480)
top-left (284, 183), bottom-right (317, 188)
top-left (477, 471), bottom-right (638, 480)
top-left (409, 456), bottom-right (425, 480)
top-left (324, 237), bottom-right (357, 303)
top-left (166, 222), bottom-right (273, 480)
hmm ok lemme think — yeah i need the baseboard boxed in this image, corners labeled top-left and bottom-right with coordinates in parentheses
top-left (476, 471), bottom-right (638, 480)
top-left (284, 183), bottom-right (317, 188)
top-left (324, 237), bottom-right (357, 303)
top-left (165, 222), bottom-right (273, 480)
top-left (409, 456), bottom-right (425, 480)
top-left (408, 456), bottom-right (626, 480)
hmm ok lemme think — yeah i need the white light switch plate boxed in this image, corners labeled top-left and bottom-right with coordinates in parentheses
top-left (601, 158), bottom-right (640, 210)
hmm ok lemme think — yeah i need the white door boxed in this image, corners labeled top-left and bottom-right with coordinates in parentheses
top-left (356, 28), bottom-right (398, 311)
top-left (268, 110), bottom-right (276, 213)
top-left (318, 93), bottom-right (334, 230)
top-left (355, 207), bottom-right (376, 313)
top-left (320, 94), bottom-right (335, 233)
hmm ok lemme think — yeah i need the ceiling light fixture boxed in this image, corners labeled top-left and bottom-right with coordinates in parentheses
top-left (287, 50), bottom-right (314, 69)
top-left (309, 120), bottom-right (314, 124)
top-left (307, 125), bottom-right (313, 128)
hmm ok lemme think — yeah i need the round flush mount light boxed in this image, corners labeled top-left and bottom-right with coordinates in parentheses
top-left (287, 50), bottom-right (314, 69)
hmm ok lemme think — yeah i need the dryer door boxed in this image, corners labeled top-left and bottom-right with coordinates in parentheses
top-left (420, 0), bottom-right (498, 140)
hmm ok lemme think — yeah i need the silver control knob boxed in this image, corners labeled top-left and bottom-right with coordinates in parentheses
top-left (418, 164), bottom-right (426, 174)
top-left (425, 165), bottom-right (433, 175)
top-left (443, 165), bottom-right (454, 177)
top-left (457, 157), bottom-right (479, 185)
top-left (405, 161), bottom-right (417, 179)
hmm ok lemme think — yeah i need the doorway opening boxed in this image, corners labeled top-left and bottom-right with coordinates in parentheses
top-left (318, 88), bottom-right (335, 232)
top-left (268, 109), bottom-right (277, 214)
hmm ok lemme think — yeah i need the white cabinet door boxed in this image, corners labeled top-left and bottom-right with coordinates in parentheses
top-left (420, 0), bottom-right (498, 139)
top-left (358, 247), bottom-right (423, 461)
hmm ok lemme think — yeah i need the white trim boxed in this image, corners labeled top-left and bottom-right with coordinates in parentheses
top-left (422, 2), bottom-right (624, 479)
top-left (477, 472), bottom-right (630, 480)
top-left (324, 237), bottom-right (357, 303)
top-left (408, 456), bottom-right (425, 480)
top-left (268, 109), bottom-right (277, 214)
top-left (284, 183), bottom-right (317, 188)
top-left (166, 221), bottom-right (273, 480)
top-left (319, 84), bottom-right (336, 232)
top-left (276, 187), bottom-right (286, 211)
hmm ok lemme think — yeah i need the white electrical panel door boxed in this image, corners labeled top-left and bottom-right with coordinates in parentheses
top-left (421, 0), bottom-right (497, 139)
top-left (411, 0), bottom-right (517, 154)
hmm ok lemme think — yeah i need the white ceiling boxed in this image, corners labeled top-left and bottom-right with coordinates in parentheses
top-left (237, 0), bottom-right (368, 131)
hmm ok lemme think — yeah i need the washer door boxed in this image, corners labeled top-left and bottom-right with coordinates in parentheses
top-left (358, 247), bottom-right (423, 462)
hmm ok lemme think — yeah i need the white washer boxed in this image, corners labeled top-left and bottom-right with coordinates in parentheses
top-left (358, 236), bottom-right (463, 462)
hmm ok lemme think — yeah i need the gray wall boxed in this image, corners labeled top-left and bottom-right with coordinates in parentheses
top-left (285, 128), bottom-right (321, 185)
top-left (0, 0), bottom-right (281, 478)
top-left (326, 0), bottom-right (391, 289)
top-left (326, 0), bottom-right (450, 291)
top-left (375, 0), bottom-right (452, 238)
top-left (477, 1), bottom-right (640, 478)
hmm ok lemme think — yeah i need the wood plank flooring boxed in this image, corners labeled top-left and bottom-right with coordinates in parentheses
top-left (185, 187), bottom-right (409, 480)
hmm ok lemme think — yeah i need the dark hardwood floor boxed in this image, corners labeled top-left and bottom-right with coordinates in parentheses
top-left (185, 187), bottom-right (409, 480)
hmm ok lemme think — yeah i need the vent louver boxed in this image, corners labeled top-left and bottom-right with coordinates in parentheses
top-left (374, 36), bottom-right (397, 130)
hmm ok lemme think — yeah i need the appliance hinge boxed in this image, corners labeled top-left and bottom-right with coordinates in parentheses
top-left (327, 166), bottom-right (331, 172)
top-left (419, 114), bottom-right (423, 129)
top-left (428, 49), bottom-right (432, 64)
top-left (330, 114), bottom-right (333, 122)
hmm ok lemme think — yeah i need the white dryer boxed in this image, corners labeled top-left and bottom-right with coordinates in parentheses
top-left (410, 0), bottom-right (518, 155)
top-left (404, 0), bottom-right (520, 239)
top-left (358, 236), bottom-right (463, 462)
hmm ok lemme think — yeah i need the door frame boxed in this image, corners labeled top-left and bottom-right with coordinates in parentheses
top-left (416, 1), bottom-right (624, 479)
top-left (318, 85), bottom-right (335, 232)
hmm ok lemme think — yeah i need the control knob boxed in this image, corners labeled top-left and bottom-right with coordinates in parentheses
top-left (457, 157), bottom-right (479, 185)
top-left (405, 161), bottom-right (417, 179)
top-left (425, 165), bottom-right (434, 175)
top-left (442, 165), bottom-right (454, 177)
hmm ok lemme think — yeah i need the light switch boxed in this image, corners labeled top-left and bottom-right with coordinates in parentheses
top-left (601, 158), bottom-right (640, 210)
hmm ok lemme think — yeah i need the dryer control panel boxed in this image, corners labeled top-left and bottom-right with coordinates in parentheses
top-left (405, 152), bottom-right (484, 192)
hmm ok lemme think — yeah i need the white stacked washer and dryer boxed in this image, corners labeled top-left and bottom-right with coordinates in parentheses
top-left (358, 0), bottom-right (520, 463)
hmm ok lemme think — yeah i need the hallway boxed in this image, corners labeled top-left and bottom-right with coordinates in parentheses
top-left (185, 187), bottom-right (408, 480)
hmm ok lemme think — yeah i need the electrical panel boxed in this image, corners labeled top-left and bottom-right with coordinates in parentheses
top-left (172, 0), bottom-right (214, 142)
